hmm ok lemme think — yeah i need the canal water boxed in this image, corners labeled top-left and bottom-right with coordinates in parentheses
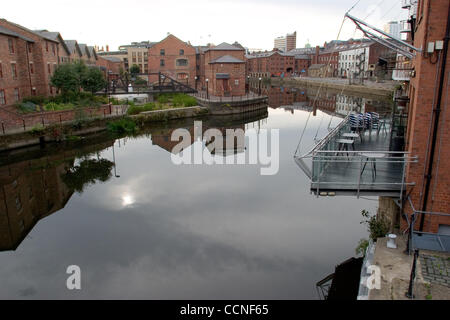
top-left (0, 86), bottom-right (391, 299)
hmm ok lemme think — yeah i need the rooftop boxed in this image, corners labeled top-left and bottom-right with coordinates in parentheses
top-left (209, 55), bottom-right (245, 64)
top-left (0, 25), bottom-right (34, 42)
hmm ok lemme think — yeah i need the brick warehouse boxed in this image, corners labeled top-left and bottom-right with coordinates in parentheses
top-left (203, 42), bottom-right (247, 97)
top-left (401, 0), bottom-right (450, 234)
top-left (0, 19), bottom-right (61, 105)
top-left (246, 50), bottom-right (295, 78)
top-left (147, 34), bottom-right (196, 86)
top-left (0, 18), bottom-right (106, 113)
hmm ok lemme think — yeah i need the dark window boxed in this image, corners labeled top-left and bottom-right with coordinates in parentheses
top-left (11, 63), bottom-right (17, 79)
top-left (0, 90), bottom-right (5, 105)
top-left (160, 59), bottom-right (165, 66)
top-left (160, 49), bottom-right (165, 56)
top-left (46, 41), bottom-right (49, 52)
top-left (176, 59), bottom-right (188, 67)
top-left (29, 62), bottom-right (34, 74)
top-left (28, 43), bottom-right (32, 53)
top-left (0, 63), bottom-right (2, 78)
top-left (180, 49), bottom-right (184, 55)
top-left (14, 88), bottom-right (19, 102)
top-left (8, 38), bottom-right (14, 54)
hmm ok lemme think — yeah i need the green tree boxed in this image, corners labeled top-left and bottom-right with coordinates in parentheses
top-left (82, 67), bottom-right (107, 94)
top-left (50, 63), bottom-right (80, 95)
top-left (130, 64), bottom-right (140, 77)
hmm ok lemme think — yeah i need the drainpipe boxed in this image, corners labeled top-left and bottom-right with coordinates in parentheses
top-left (419, 2), bottom-right (450, 231)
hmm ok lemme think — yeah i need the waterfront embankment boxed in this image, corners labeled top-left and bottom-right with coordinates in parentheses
top-left (271, 77), bottom-right (397, 99)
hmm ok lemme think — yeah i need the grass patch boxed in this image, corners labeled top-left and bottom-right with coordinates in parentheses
top-left (127, 103), bottom-right (157, 115)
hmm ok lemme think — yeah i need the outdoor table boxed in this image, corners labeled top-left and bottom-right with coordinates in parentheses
top-left (336, 139), bottom-right (355, 158)
top-left (359, 152), bottom-right (386, 181)
top-left (343, 132), bottom-right (361, 143)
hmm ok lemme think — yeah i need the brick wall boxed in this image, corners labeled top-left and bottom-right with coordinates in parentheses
top-left (148, 35), bottom-right (196, 86)
top-left (403, 0), bottom-right (450, 233)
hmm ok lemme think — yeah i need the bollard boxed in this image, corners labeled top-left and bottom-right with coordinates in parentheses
top-left (1, 122), bottom-right (4, 135)
top-left (42, 118), bottom-right (45, 127)
top-left (59, 115), bottom-right (62, 124)
top-left (23, 119), bottom-right (26, 131)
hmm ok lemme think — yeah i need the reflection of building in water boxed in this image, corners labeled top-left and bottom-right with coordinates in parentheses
top-left (265, 86), bottom-right (308, 109)
top-left (335, 95), bottom-right (367, 116)
top-left (150, 112), bottom-right (268, 156)
top-left (205, 125), bottom-right (246, 156)
top-left (0, 158), bottom-right (74, 251)
top-left (0, 140), bottom-right (114, 251)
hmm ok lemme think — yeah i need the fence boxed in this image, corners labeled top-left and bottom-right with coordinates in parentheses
top-left (0, 105), bottom-right (129, 135)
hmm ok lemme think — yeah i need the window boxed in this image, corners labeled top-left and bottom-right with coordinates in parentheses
top-left (52, 44), bottom-right (56, 55)
top-left (0, 63), bottom-right (2, 78)
top-left (179, 49), bottom-right (184, 56)
top-left (177, 73), bottom-right (188, 80)
top-left (14, 88), bottom-right (19, 102)
top-left (31, 88), bottom-right (36, 96)
top-left (47, 63), bottom-right (51, 74)
top-left (29, 62), bottom-right (34, 74)
top-left (11, 63), bottom-right (17, 79)
top-left (160, 49), bottom-right (165, 56)
top-left (0, 90), bottom-right (5, 105)
top-left (28, 43), bottom-right (32, 53)
top-left (8, 38), bottom-right (14, 54)
top-left (235, 80), bottom-right (239, 86)
top-left (15, 195), bottom-right (22, 212)
top-left (46, 41), bottom-right (49, 52)
top-left (160, 59), bottom-right (165, 66)
top-left (176, 59), bottom-right (188, 67)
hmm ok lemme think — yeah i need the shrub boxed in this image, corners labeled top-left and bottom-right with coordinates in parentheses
top-left (360, 210), bottom-right (390, 241)
top-left (22, 96), bottom-right (47, 105)
top-left (107, 118), bottom-right (137, 134)
top-left (126, 103), bottom-right (156, 115)
top-left (18, 102), bottom-right (39, 113)
top-left (355, 239), bottom-right (370, 256)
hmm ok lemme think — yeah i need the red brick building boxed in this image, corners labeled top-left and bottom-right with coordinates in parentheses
top-left (0, 19), bottom-right (61, 106)
top-left (97, 56), bottom-right (124, 80)
top-left (311, 46), bottom-right (339, 77)
top-left (64, 40), bottom-right (83, 62)
top-left (402, 0), bottom-right (450, 234)
top-left (203, 43), bottom-right (246, 97)
top-left (246, 51), bottom-right (295, 78)
top-left (147, 34), bottom-right (196, 86)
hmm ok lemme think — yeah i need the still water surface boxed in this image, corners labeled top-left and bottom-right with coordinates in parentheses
top-left (0, 86), bottom-right (389, 299)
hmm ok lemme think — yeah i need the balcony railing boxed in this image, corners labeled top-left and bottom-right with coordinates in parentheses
top-left (406, 197), bottom-right (450, 253)
top-left (295, 115), bottom-right (418, 197)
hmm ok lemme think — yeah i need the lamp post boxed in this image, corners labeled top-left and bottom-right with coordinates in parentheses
top-left (258, 77), bottom-right (262, 96)
top-left (206, 78), bottom-right (209, 100)
top-left (195, 76), bottom-right (198, 91)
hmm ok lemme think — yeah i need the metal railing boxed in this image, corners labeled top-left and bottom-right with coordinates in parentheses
top-left (295, 116), bottom-right (418, 197)
top-left (406, 197), bottom-right (450, 253)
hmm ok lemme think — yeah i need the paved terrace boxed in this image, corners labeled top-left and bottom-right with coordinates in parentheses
top-left (368, 236), bottom-right (450, 300)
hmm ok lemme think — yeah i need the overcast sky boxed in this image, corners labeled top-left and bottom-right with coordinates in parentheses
top-left (2, 0), bottom-right (406, 50)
